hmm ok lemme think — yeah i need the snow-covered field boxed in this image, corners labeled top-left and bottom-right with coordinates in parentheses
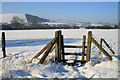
top-left (0, 29), bottom-right (119, 79)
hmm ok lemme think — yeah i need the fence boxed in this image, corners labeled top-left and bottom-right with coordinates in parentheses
top-left (30, 30), bottom-right (115, 65)
top-left (1, 30), bottom-right (115, 66)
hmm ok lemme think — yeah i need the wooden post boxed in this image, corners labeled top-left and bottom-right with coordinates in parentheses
top-left (102, 39), bottom-right (115, 55)
top-left (98, 38), bottom-right (102, 55)
top-left (81, 35), bottom-right (86, 64)
top-left (86, 31), bottom-right (92, 63)
top-left (91, 37), bottom-right (112, 61)
top-left (58, 30), bottom-right (62, 62)
top-left (1, 32), bottom-right (6, 58)
top-left (55, 31), bottom-right (59, 62)
top-left (61, 35), bottom-right (65, 62)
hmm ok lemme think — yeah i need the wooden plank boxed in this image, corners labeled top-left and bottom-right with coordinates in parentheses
top-left (1, 32), bottom-right (6, 58)
top-left (58, 30), bottom-right (62, 62)
top-left (55, 31), bottom-right (59, 62)
top-left (49, 46), bottom-right (55, 53)
top-left (64, 45), bottom-right (87, 48)
top-left (81, 35), bottom-right (86, 64)
top-left (75, 60), bottom-right (86, 63)
top-left (31, 36), bottom-right (57, 62)
top-left (86, 31), bottom-right (92, 63)
top-left (61, 35), bottom-right (65, 62)
top-left (91, 37), bottom-right (112, 61)
top-left (98, 38), bottom-right (102, 55)
top-left (38, 38), bottom-right (57, 64)
top-left (62, 60), bottom-right (86, 63)
top-left (67, 63), bottom-right (75, 66)
top-left (102, 39), bottom-right (115, 55)
top-left (64, 53), bottom-right (86, 56)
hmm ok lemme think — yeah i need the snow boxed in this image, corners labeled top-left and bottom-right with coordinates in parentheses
top-left (0, 29), bottom-right (119, 79)
top-left (41, 22), bottom-right (67, 25)
top-left (0, 14), bottom-right (28, 24)
top-left (91, 23), bottom-right (104, 27)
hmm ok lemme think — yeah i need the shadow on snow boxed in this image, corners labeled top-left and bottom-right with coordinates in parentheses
top-left (0, 38), bottom-right (82, 47)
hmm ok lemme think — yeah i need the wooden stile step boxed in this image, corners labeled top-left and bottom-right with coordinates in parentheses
top-left (67, 62), bottom-right (76, 66)
top-left (64, 53), bottom-right (86, 56)
top-left (64, 45), bottom-right (87, 48)
top-left (61, 59), bottom-right (86, 66)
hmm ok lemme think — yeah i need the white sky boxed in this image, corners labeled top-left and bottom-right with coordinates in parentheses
top-left (1, 0), bottom-right (120, 2)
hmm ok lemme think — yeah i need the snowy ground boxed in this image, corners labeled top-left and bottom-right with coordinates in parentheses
top-left (0, 29), bottom-right (119, 79)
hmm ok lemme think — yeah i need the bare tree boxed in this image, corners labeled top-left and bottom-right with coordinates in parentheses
top-left (11, 16), bottom-right (25, 29)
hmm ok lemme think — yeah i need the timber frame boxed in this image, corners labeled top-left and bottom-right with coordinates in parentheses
top-left (30, 30), bottom-right (115, 65)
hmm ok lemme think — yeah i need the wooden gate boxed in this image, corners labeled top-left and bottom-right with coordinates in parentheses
top-left (30, 30), bottom-right (115, 65)
top-left (30, 30), bottom-right (93, 65)
top-left (1, 31), bottom-right (115, 65)
top-left (61, 35), bottom-right (87, 65)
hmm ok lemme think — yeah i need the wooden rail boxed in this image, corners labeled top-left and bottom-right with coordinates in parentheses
top-left (31, 36), bottom-right (58, 62)
top-left (64, 53), bottom-right (86, 56)
top-left (64, 45), bottom-right (87, 48)
top-left (98, 38), bottom-right (103, 55)
top-left (62, 60), bottom-right (86, 63)
top-left (62, 35), bottom-right (87, 65)
top-left (39, 37), bottom-right (57, 64)
top-left (98, 38), bottom-right (115, 55)
top-left (49, 46), bottom-right (55, 53)
top-left (102, 39), bottom-right (115, 55)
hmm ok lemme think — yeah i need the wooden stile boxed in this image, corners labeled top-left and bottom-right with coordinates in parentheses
top-left (86, 31), bottom-right (92, 63)
top-left (30, 30), bottom-right (114, 65)
top-left (1, 32), bottom-right (6, 58)
top-left (81, 35), bottom-right (86, 64)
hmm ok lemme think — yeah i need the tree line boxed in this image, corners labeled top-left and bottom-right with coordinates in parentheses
top-left (1, 16), bottom-right (119, 30)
